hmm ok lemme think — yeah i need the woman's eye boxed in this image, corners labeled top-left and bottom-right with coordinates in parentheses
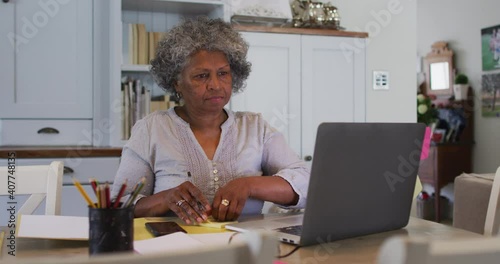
top-left (218, 71), bottom-right (229, 76)
top-left (195, 73), bottom-right (208, 79)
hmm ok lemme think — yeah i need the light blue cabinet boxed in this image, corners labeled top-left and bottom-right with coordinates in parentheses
top-left (0, 0), bottom-right (93, 119)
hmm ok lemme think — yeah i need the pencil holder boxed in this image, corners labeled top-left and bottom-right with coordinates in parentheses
top-left (88, 204), bottom-right (134, 255)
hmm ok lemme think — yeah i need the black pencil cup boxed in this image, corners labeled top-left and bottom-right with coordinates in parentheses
top-left (88, 204), bottom-right (134, 255)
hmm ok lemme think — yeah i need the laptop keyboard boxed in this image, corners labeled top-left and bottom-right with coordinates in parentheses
top-left (275, 225), bottom-right (303, 236)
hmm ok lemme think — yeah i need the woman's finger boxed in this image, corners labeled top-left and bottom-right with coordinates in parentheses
top-left (169, 196), bottom-right (193, 224)
top-left (187, 185), bottom-right (211, 218)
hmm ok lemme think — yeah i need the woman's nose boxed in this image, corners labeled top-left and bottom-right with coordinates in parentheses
top-left (208, 74), bottom-right (221, 90)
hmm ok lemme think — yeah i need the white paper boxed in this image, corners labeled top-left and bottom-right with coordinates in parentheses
top-left (189, 232), bottom-right (240, 245)
top-left (18, 215), bottom-right (88, 240)
top-left (134, 232), bottom-right (204, 255)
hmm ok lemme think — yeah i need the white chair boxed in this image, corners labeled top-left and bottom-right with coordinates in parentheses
top-left (484, 166), bottom-right (500, 236)
top-left (377, 235), bottom-right (500, 264)
top-left (0, 161), bottom-right (63, 215)
top-left (11, 231), bottom-right (277, 264)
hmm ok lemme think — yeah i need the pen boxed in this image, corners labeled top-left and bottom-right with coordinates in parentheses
top-left (73, 177), bottom-right (96, 208)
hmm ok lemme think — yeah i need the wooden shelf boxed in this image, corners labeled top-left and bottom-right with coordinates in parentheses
top-left (417, 96), bottom-right (474, 223)
top-left (232, 24), bottom-right (369, 38)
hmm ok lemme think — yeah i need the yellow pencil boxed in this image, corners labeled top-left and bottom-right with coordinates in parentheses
top-left (73, 177), bottom-right (96, 208)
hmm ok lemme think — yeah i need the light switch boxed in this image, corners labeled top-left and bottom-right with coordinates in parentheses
top-left (373, 71), bottom-right (389, 90)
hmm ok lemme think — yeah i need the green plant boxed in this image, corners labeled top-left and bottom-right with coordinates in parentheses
top-left (417, 94), bottom-right (438, 125)
top-left (454, 73), bottom-right (469, 85)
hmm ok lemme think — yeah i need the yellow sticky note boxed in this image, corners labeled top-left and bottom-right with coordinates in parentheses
top-left (133, 217), bottom-right (230, 241)
top-left (197, 216), bottom-right (237, 229)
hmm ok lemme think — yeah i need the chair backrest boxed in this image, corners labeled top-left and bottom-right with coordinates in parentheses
top-left (485, 166), bottom-right (500, 236)
top-left (11, 231), bottom-right (277, 264)
top-left (0, 161), bottom-right (63, 215)
top-left (377, 235), bottom-right (500, 264)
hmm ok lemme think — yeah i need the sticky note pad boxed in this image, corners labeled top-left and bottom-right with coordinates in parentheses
top-left (198, 216), bottom-right (237, 229)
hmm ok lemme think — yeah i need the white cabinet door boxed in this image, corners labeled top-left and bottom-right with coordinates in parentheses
top-left (0, 0), bottom-right (93, 118)
top-left (231, 32), bottom-right (302, 155)
top-left (301, 36), bottom-right (366, 163)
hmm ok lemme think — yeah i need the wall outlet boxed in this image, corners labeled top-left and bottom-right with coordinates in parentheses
top-left (373, 71), bottom-right (389, 90)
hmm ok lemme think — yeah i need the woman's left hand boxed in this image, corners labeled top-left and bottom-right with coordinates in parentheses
top-left (212, 178), bottom-right (251, 221)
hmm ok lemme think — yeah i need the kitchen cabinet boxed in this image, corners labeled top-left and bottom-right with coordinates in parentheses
top-left (0, 0), bottom-right (93, 119)
top-left (231, 29), bottom-right (367, 163)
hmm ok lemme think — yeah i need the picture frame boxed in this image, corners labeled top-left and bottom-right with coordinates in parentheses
top-left (481, 24), bottom-right (500, 71)
top-left (432, 129), bottom-right (446, 143)
top-left (481, 73), bottom-right (500, 117)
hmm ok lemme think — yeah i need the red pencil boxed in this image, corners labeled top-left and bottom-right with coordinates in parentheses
top-left (105, 182), bottom-right (111, 208)
top-left (113, 180), bottom-right (127, 209)
top-left (89, 178), bottom-right (98, 196)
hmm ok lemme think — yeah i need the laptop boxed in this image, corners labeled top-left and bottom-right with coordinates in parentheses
top-left (226, 122), bottom-right (426, 246)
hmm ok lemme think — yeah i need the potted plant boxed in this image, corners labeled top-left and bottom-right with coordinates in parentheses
top-left (453, 73), bottom-right (469, 100)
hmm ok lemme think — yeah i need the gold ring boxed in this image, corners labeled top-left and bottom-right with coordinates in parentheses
top-left (176, 199), bottom-right (186, 207)
top-left (221, 199), bottom-right (230, 206)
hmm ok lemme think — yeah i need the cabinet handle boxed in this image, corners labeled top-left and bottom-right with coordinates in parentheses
top-left (37, 127), bottom-right (60, 134)
top-left (304, 155), bottom-right (313, 161)
top-left (63, 166), bottom-right (74, 174)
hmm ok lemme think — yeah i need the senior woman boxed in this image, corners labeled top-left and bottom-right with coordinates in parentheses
top-left (112, 17), bottom-right (309, 223)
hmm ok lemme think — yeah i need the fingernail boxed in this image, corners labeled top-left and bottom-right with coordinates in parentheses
top-left (202, 214), bottom-right (208, 221)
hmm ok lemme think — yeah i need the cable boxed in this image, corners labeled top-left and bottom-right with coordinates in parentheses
top-left (276, 245), bottom-right (301, 258)
top-left (228, 232), bottom-right (301, 258)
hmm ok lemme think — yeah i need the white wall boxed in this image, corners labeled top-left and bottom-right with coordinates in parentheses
top-left (417, 0), bottom-right (500, 174)
top-left (335, 0), bottom-right (417, 123)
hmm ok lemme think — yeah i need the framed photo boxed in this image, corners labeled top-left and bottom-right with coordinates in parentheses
top-left (481, 24), bottom-right (500, 71)
top-left (432, 129), bottom-right (446, 143)
top-left (482, 73), bottom-right (500, 117)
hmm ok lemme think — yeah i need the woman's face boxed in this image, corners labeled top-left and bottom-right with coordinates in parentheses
top-left (175, 50), bottom-right (232, 114)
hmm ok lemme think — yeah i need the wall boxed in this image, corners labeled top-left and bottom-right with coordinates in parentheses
top-left (334, 0), bottom-right (417, 123)
top-left (417, 0), bottom-right (500, 174)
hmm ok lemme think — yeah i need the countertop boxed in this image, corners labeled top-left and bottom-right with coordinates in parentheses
top-left (0, 146), bottom-right (122, 158)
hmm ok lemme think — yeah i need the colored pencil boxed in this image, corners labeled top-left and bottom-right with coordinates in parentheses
top-left (113, 180), bottom-right (128, 209)
top-left (73, 177), bottom-right (96, 208)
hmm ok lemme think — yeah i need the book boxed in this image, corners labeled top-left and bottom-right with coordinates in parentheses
top-left (122, 23), bottom-right (133, 64)
top-left (132, 24), bottom-right (139, 64)
top-left (123, 83), bottom-right (130, 140)
top-left (148, 32), bottom-right (155, 62)
top-left (144, 88), bottom-right (151, 118)
top-left (137, 24), bottom-right (149, 65)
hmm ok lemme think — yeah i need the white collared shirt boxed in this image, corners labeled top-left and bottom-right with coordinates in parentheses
top-left (112, 108), bottom-right (310, 215)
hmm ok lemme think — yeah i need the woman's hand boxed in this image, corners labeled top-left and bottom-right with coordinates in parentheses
top-left (212, 178), bottom-right (252, 221)
top-left (135, 181), bottom-right (211, 224)
top-left (167, 181), bottom-right (211, 224)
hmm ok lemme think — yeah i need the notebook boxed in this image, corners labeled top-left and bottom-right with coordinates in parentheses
top-left (226, 122), bottom-right (426, 246)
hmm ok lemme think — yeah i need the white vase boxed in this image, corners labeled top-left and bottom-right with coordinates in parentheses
top-left (453, 84), bottom-right (469, 100)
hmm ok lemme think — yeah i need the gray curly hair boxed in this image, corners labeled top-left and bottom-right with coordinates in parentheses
top-left (150, 17), bottom-right (251, 94)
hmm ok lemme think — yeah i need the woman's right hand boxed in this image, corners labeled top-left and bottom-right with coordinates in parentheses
top-left (135, 181), bottom-right (211, 224)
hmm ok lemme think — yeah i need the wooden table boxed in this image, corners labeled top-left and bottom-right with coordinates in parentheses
top-left (1, 217), bottom-right (480, 263)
